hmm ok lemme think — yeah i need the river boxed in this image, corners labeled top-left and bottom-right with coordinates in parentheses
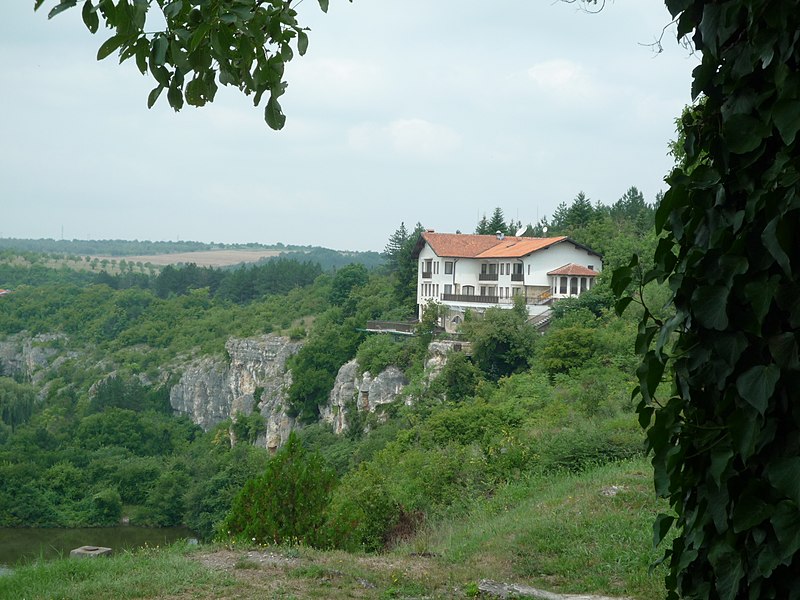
top-left (0, 526), bottom-right (195, 571)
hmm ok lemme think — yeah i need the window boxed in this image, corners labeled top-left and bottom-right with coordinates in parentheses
top-left (500, 263), bottom-right (505, 275)
top-left (445, 261), bottom-right (454, 274)
top-left (434, 261), bottom-right (439, 274)
top-left (527, 265), bottom-right (531, 275)
top-left (463, 285), bottom-right (475, 295)
top-left (587, 265), bottom-right (594, 271)
top-left (513, 263), bottom-right (523, 274)
top-left (512, 287), bottom-right (522, 296)
top-left (560, 277), bottom-right (567, 294)
top-left (444, 284), bottom-right (452, 295)
top-left (506, 263), bottom-right (511, 274)
top-left (570, 277), bottom-right (579, 295)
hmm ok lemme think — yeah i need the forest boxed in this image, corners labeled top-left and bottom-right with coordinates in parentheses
top-left (0, 187), bottom-right (661, 551)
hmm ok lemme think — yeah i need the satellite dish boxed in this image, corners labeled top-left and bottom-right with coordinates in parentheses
top-left (542, 226), bottom-right (548, 235)
top-left (515, 226), bottom-right (526, 237)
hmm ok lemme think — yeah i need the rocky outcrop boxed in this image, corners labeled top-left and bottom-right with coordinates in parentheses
top-left (0, 333), bottom-right (73, 384)
top-left (169, 335), bottom-right (302, 451)
top-left (424, 340), bottom-right (469, 383)
top-left (321, 359), bottom-right (409, 435)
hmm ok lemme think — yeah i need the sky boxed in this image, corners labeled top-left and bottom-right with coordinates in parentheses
top-left (1, 1), bottom-right (694, 252)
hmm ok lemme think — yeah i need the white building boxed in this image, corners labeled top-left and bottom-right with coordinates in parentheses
top-left (412, 231), bottom-right (602, 330)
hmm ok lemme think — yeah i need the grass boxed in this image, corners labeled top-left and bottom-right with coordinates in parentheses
top-left (0, 543), bottom-right (236, 600)
top-left (0, 460), bottom-right (672, 599)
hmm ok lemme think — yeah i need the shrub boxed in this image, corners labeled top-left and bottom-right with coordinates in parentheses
top-left (223, 433), bottom-right (336, 546)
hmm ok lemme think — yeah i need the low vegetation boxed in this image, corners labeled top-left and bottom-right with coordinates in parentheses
top-left (0, 190), bottom-right (671, 597)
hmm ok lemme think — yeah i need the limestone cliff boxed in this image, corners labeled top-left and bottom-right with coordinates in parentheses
top-left (169, 334), bottom-right (302, 451)
top-left (0, 333), bottom-right (74, 385)
top-left (320, 359), bottom-right (410, 435)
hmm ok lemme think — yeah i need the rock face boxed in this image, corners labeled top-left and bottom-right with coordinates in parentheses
top-left (0, 333), bottom-right (72, 384)
top-left (169, 335), bottom-right (302, 451)
top-left (320, 360), bottom-right (410, 435)
top-left (424, 340), bottom-right (469, 383)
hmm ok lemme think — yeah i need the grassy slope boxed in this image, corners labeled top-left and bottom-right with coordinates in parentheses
top-left (0, 459), bottom-right (672, 600)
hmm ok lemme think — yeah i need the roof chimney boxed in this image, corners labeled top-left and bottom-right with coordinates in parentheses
top-left (496, 231), bottom-right (505, 240)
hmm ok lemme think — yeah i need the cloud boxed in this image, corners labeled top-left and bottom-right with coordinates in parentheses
top-left (347, 118), bottom-right (462, 161)
top-left (526, 59), bottom-right (604, 103)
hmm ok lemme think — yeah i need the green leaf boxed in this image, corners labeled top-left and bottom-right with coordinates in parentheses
top-left (653, 513), bottom-right (675, 547)
top-left (771, 501), bottom-right (800, 561)
top-left (762, 217), bottom-right (791, 276)
top-left (297, 30), bottom-right (309, 56)
top-left (691, 285), bottom-right (730, 330)
top-left (81, 0), bottom-right (99, 33)
top-left (736, 364), bottom-right (780, 414)
top-left (768, 333), bottom-right (799, 369)
top-left (723, 114), bottom-right (768, 154)
top-left (167, 84), bottom-right (184, 111)
top-left (614, 296), bottom-right (633, 317)
top-left (708, 539), bottom-right (745, 600)
top-left (147, 84), bottom-right (164, 108)
top-left (151, 34), bottom-right (169, 67)
top-left (766, 458), bottom-right (800, 504)
top-left (317, 0), bottom-right (329, 13)
top-left (772, 99), bottom-right (800, 145)
top-left (709, 447), bottom-right (733, 487)
top-left (265, 96), bottom-right (286, 130)
top-left (97, 34), bottom-right (125, 60)
top-left (48, 0), bottom-right (78, 19)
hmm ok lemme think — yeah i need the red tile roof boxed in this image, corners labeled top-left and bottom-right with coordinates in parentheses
top-left (547, 263), bottom-right (599, 276)
top-left (420, 232), bottom-right (568, 259)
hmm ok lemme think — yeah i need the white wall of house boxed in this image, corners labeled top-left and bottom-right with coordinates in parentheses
top-left (520, 242), bottom-right (601, 287)
top-left (416, 239), bottom-right (601, 323)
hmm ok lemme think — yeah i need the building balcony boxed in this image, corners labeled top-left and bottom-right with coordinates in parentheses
top-left (441, 291), bottom-right (552, 306)
top-left (511, 273), bottom-right (523, 282)
top-left (421, 271), bottom-right (432, 279)
top-left (478, 273), bottom-right (498, 281)
top-left (442, 293), bottom-right (499, 304)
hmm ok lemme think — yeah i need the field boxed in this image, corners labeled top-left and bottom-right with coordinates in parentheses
top-left (92, 249), bottom-right (285, 268)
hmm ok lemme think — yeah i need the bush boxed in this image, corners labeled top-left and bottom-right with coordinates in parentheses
top-left (355, 335), bottom-right (407, 375)
top-left (91, 488), bottom-right (122, 525)
top-left (223, 433), bottom-right (336, 546)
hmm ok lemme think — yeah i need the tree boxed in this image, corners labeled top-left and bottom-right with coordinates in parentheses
top-left (223, 432), bottom-right (336, 546)
top-left (383, 222), bottom-right (424, 313)
top-left (613, 2), bottom-right (800, 597)
top-left (35, 0), bottom-right (335, 129)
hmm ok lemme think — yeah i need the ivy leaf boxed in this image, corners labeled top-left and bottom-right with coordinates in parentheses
top-left (723, 114), bottom-right (768, 154)
top-left (772, 99), bottom-right (800, 145)
top-left (708, 539), bottom-right (745, 600)
top-left (691, 285), bottom-right (730, 330)
top-left (771, 501), bottom-right (800, 561)
top-left (766, 458), bottom-right (800, 504)
top-left (762, 217), bottom-right (791, 276)
top-left (768, 333), bottom-right (799, 369)
top-left (653, 513), bottom-right (675, 547)
top-left (736, 365), bottom-right (780, 414)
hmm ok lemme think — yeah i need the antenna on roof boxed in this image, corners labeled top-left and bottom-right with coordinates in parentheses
top-left (515, 226), bottom-right (526, 237)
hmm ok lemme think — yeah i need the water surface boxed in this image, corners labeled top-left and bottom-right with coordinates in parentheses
top-left (0, 526), bottom-right (194, 569)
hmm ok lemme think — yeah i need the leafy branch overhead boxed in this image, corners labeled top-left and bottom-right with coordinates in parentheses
top-left (35, 0), bottom-right (335, 129)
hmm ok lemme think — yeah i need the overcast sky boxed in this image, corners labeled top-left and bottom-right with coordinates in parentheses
top-left (1, 1), bottom-right (693, 252)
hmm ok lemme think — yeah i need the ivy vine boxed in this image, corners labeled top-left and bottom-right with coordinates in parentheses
top-left (614, 1), bottom-right (800, 598)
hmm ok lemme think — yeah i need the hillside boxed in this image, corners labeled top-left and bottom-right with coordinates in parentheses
top-left (0, 198), bottom-right (670, 598)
